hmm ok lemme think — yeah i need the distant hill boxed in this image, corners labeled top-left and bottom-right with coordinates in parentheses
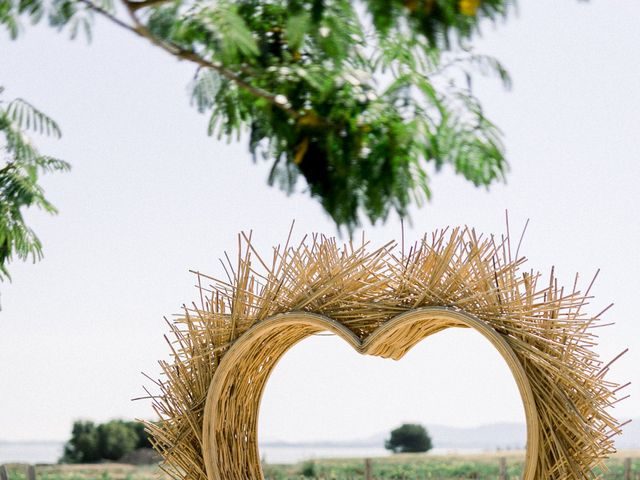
top-left (324, 423), bottom-right (526, 450)
top-left (261, 419), bottom-right (639, 451)
top-left (427, 423), bottom-right (525, 450)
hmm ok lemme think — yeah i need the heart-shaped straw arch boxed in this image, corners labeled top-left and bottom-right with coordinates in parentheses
top-left (202, 308), bottom-right (540, 479)
top-left (144, 226), bottom-right (626, 480)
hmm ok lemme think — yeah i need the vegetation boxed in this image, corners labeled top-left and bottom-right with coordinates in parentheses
top-left (0, 0), bottom-right (522, 280)
top-left (266, 453), bottom-right (640, 479)
top-left (265, 453), bottom-right (523, 479)
top-left (384, 423), bottom-right (433, 454)
top-left (4, 452), bottom-right (639, 479)
top-left (298, 460), bottom-right (316, 478)
top-left (2, 0), bottom-right (514, 231)
top-left (60, 420), bottom-right (152, 464)
top-left (0, 88), bottom-right (69, 281)
top-left (3, 464), bottom-right (163, 480)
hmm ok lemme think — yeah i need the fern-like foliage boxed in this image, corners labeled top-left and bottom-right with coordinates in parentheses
top-left (0, 87), bottom-right (70, 281)
top-left (3, 0), bottom-right (517, 231)
top-left (184, 0), bottom-right (512, 229)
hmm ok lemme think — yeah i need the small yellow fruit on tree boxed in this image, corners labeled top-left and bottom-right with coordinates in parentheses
top-left (459, 0), bottom-right (481, 16)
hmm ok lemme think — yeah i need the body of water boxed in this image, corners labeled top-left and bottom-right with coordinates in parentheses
top-left (261, 446), bottom-right (390, 464)
top-left (0, 442), bottom-right (65, 464)
top-left (259, 446), bottom-right (480, 464)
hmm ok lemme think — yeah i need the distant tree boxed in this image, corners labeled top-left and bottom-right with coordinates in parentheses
top-left (60, 421), bottom-right (100, 463)
top-left (96, 420), bottom-right (139, 461)
top-left (125, 420), bottom-right (153, 449)
top-left (61, 419), bottom-right (149, 463)
top-left (385, 423), bottom-right (433, 453)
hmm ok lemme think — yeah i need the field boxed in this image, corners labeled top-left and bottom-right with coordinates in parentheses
top-left (3, 451), bottom-right (640, 479)
top-left (263, 451), bottom-right (640, 479)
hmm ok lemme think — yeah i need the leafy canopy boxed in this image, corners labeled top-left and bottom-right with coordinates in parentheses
top-left (385, 423), bottom-right (433, 453)
top-left (157, 0), bottom-right (511, 229)
top-left (0, 87), bottom-right (70, 281)
top-left (3, 0), bottom-right (513, 231)
top-left (1, 0), bottom-right (515, 279)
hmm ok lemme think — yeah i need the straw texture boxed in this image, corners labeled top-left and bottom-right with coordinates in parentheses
top-left (144, 226), bottom-right (626, 480)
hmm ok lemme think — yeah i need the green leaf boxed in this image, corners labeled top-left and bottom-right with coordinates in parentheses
top-left (285, 12), bottom-right (310, 52)
top-left (210, 3), bottom-right (259, 62)
top-left (7, 98), bottom-right (62, 138)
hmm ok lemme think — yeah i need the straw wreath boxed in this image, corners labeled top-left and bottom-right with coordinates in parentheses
top-left (143, 225), bottom-right (626, 480)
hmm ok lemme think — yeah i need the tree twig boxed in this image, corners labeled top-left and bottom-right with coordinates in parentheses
top-left (76, 0), bottom-right (301, 119)
top-left (76, 0), bottom-right (139, 35)
top-left (125, 0), bottom-right (173, 11)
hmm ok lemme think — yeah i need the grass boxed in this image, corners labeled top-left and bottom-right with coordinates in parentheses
top-left (3, 464), bottom-right (165, 480)
top-left (3, 451), bottom-right (640, 479)
top-left (264, 451), bottom-right (640, 479)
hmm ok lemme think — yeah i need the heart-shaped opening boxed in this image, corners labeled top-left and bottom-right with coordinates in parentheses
top-left (257, 325), bottom-right (528, 462)
top-left (202, 308), bottom-right (539, 480)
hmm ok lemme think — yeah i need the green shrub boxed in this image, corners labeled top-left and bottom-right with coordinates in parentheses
top-left (299, 460), bottom-right (316, 478)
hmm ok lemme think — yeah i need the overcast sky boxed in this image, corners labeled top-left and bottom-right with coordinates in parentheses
top-left (0, 0), bottom-right (638, 445)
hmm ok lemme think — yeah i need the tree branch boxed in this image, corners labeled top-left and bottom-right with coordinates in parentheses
top-left (75, 0), bottom-right (139, 36)
top-left (125, 0), bottom-right (173, 11)
top-left (77, 0), bottom-right (302, 119)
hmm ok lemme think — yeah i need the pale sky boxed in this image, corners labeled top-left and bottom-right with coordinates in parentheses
top-left (0, 0), bottom-right (638, 444)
